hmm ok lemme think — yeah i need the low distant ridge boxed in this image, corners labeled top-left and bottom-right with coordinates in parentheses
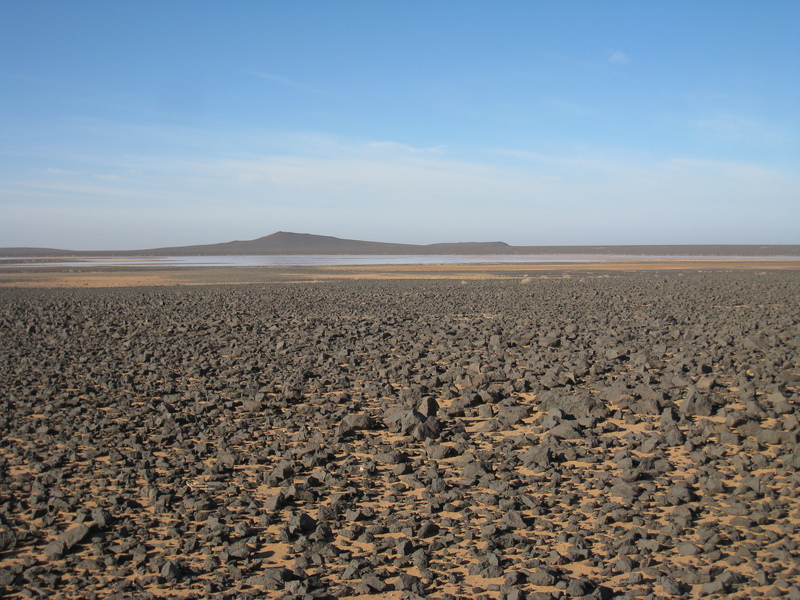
top-left (141, 231), bottom-right (513, 256)
top-left (1, 232), bottom-right (798, 257)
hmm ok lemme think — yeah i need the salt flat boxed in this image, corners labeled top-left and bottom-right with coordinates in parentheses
top-left (0, 258), bottom-right (799, 288)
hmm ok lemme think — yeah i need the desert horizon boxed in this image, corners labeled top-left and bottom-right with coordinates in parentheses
top-left (3, 3), bottom-right (800, 599)
top-left (2, 231), bottom-right (799, 259)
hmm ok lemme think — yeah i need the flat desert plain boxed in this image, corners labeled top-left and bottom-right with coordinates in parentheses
top-left (1, 265), bottom-right (800, 600)
top-left (0, 257), bottom-right (799, 288)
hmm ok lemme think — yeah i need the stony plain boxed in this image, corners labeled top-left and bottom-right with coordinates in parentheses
top-left (1, 269), bottom-right (800, 600)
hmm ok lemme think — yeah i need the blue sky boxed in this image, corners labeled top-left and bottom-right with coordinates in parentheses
top-left (1, 1), bottom-right (798, 249)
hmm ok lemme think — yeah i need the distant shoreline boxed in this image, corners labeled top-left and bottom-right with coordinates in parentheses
top-left (2, 231), bottom-right (798, 258)
top-left (3, 253), bottom-right (800, 269)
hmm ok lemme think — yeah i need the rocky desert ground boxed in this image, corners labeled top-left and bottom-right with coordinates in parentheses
top-left (1, 270), bottom-right (800, 600)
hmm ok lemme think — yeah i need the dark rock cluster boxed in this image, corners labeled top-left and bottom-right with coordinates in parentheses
top-left (1, 270), bottom-right (799, 600)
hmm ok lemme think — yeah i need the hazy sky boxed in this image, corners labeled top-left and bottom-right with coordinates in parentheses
top-left (1, 1), bottom-right (798, 249)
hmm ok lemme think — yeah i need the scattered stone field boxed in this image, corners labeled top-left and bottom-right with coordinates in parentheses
top-left (1, 270), bottom-right (800, 600)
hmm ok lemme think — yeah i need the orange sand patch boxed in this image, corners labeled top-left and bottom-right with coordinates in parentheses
top-left (1, 259), bottom-right (798, 288)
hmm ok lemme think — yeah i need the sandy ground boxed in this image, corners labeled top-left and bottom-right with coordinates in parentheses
top-left (2, 272), bottom-right (799, 599)
top-left (1, 260), bottom-right (798, 288)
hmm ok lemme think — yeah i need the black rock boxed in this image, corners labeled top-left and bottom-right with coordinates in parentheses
top-left (160, 560), bottom-right (182, 582)
top-left (681, 389), bottom-right (715, 417)
top-left (340, 413), bottom-right (377, 432)
top-left (91, 508), bottom-right (113, 528)
top-left (0, 528), bottom-right (17, 551)
top-left (519, 446), bottom-right (553, 469)
top-left (360, 570), bottom-right (387, 592)
top-left (565, 577), bottom-right (595, 597)
top-left (397, 572), bottom-right (426, 595)
top-left (528, 567), bottom-right (558, 586)
top-left (228, 541), bottom-right (250, 559)
top-left (661, 575), bottom-right (683, 595)
top-left (417, 521), bottom-right (439, 538)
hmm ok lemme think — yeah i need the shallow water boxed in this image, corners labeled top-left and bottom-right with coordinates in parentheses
top-left (1, 253), bottom-right (798, 268)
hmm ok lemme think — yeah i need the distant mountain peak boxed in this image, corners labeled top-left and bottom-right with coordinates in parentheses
top-left (427, 240), bottom-right (510, 248)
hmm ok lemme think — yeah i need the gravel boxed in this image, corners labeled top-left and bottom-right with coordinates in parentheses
top-left (0, 270), bottom-right (799, 599)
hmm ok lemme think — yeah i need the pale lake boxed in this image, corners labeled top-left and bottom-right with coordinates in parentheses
top-left (2, 254), bottom-right (799, 268)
